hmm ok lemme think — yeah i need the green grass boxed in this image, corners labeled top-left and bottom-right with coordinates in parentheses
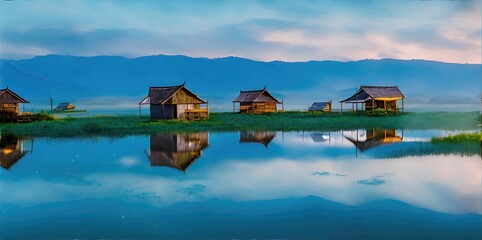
top-left (0, 111), bottom-right (480, 138)
top-left (50, 109), bottom-right (88, 114)
top-left (432, 132), bottom-right (482, 143)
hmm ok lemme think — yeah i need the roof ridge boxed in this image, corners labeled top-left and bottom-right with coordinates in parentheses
top-left (240, 89), bottom-right (264, 93)
top-left (150, 84), bottom-right (184, 89)
top-left (361, 85), bottom-right (399, 88)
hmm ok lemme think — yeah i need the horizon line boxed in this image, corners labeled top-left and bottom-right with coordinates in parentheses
top-left (1, 53), bottom-right (479, 65)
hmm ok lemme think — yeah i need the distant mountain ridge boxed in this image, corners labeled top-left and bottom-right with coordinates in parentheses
top-left (0, 54), bottom-right (480, 111)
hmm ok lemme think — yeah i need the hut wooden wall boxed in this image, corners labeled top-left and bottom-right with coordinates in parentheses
top-left (0, 103), bottom-right (19, 116)
top-left (365, 100), bottom-right (399, 111)
top-left (240, 102), bottom-right (277, 114)
top-left (150, 104), bottom-right (176, 120)
top-left (323, 103), bottom-right (331, 112)
top-left (176, 103), bottom-right (200, 119)
top-left (0, 91), bottom-right (22, 116)
top-left (167, 89), bottom-right (204, 104)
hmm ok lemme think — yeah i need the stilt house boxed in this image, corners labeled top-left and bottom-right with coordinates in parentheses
top-left (0, 88), bottom-right (29, 119)
top-left (139, 83), bottom-right (208, 121)
top-left (232, 87), bottom-right (282, 114)
top-left (55, 102), bottom-right (75, 111)
top-left (308, 101), bottom-right (332, 112)
top-left (340, 86), bottom-right (405, 112)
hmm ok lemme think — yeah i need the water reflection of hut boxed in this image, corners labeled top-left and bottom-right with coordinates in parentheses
top-left (148, 132), bottom-right (209, 171)
top-left (0, 135), bottom-right (27, 170)
top-left (311, 132), bottom-right (330, 142)
top-left (345, 129), bottom-right (402, 152)
top-left (240, 131), bottom-right (276, 147)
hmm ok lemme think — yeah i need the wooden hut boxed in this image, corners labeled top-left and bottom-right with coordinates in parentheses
top-left (340, 86), bottom-right (405, 112)
top-left (308, 101), bottom-right (332, 112)
top-left (0, 135), bottom-right (26, 170)
top-left (0, 87), bottom-right (30, 121)
top-left (139, 83), bottom-right (208, 121)
top-left (344, 129), bottom-right (402, 152)
top-left (232, 87), bottom-right (282, 114)
top-left (55, 102), bottom-right (75, 111)
top-left (148, 132), bottom-right (209, 172)
top-left (240, 131), bottom-right (276, 147)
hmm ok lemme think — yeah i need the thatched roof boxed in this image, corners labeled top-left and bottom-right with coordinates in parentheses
top-left (308, 101), bottom-right (331, 111)
top-left (139, 83), bottom-right (206, 105)
top-left (340, 86), bottom-right (404, 103)
top-left (233, 87), bottom-right (281, 103)
top-left (0, 88), bottom-right (29, 104)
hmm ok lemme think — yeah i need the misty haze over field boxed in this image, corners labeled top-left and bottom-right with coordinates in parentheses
top-left (0, 54), bottom-right (480, 112)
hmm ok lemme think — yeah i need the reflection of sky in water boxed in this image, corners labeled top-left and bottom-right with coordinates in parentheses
top-left (1, 130), bottom-right (479, 213)
top-left (0, 130), bottom-right (480, 238)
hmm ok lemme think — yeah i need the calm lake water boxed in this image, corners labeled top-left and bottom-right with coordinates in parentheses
top-left (0, 129), bottom-right (480, 239)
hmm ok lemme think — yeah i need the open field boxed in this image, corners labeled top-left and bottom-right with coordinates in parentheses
top-left (0, 111), bottom-right (480, 138)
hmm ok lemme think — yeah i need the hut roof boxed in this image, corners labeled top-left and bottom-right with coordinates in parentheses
top-left (308, 101), bottom-right (331, 111)
top-left (340, 86), bottom-right (404, 103)
top-left (233, 88), bottom-right (281, 103)
top-left (0, 88), bottom-right (29, 104)
top-left (139, 83), bottom-right (207, 105)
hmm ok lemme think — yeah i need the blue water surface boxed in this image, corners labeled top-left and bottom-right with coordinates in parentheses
top-left (0, 130), bottom-right (480, 239)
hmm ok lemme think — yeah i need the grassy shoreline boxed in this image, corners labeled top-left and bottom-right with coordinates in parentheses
top-left (432, 132), bottom-right (482, 143)
top-left (0, 111), bottom-right (480, 138)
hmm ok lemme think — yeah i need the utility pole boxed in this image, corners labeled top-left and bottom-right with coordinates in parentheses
top-left (50, 96), bottom-right (53, 111)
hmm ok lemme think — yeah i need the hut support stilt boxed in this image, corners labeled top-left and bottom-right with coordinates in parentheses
top-left (402, 98), bottom-right (404, 113)
top-left (139, 104), bottom-right (141, 117)
top-left (372, 99), bottom-right (374, 114)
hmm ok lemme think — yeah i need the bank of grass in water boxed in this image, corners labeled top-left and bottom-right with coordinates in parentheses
top-left (0, 111), bottom-right (480, 138)
top-left (432, 132), bottom-right (482, 144)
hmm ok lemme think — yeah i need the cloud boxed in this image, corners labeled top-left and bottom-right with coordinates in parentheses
top-left (119, 156), bottom-right (140, 167)
top-left (0, 0), bottom-right (479, 63)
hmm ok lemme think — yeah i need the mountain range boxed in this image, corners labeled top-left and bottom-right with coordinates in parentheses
top-left (0, 54), bottom-right (480, 111)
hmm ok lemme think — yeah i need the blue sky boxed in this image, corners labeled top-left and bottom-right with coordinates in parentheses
top-left (0, 0), bottom-right (480, 63)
